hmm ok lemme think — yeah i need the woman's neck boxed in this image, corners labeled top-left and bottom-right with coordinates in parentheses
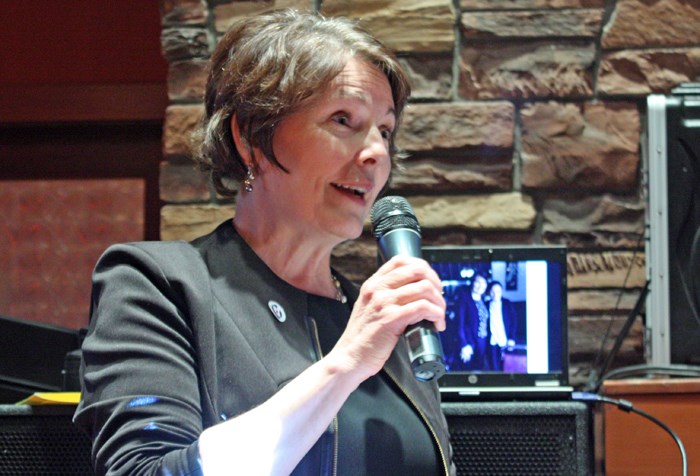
top-left (232, 216), bottom-right (339, 299)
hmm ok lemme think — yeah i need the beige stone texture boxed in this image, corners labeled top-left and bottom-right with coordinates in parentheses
top-left (163, 104), bottom-right (205, 157)
top-left (321, 0), bottom-right (455, 53)
top-left (391, 157), bottom-right (513, 192)
top-left (331, 236), bottom-right (378, 283)
top-left (397, 102), bottom-right (515, 151)
top-left (408, 193), bottom-right (537, 230)
top-left (602, 0), bottom-right (700, 49)
top-left (161, 27), bottom-right (210, 61)
top-left (459, 41), bottom-right (595, 99)
top-left (160, 204), bottom-right (235, 241)
top-left (461, 9), bottom-right (603, 38)
top-left (167, 59), bottom-right (208, 102)
top-left (567, 251), bottom-right (646, 289)
top-left (568, 289), bottom-right (645, 314)
top-left (543, 230), bottom-right (646, 250)
top-left (521, 101), bottom-right (640, 190)
top-left (159, 160), bottom-right (211, 203)
top-left (568, 315), bottom-right (644, 360)
top-left (161, 0), bottom-right (208, 26)
top-left (468, 230), bottom-right (535, 245)
top-left (461, 0), bottom-right (605, 8)
top-left (398, 56), bottom-right (453, 101)
top-left (214, 0), bottom-right (314, 32)
top-left (598, 48), bottom-right (700, 96)
top-left (542, 195), bottom-right (645, 235)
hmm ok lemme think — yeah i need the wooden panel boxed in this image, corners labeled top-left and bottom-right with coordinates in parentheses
top-left (0, 179), bottom-right (144, 329)
top-left (0, 122), bottom-right (162, 239)
top-left (0, 83), bottom-right (167, 123)
top-left (602, 378), bottom-right (700, 476)
top-left (0, 122), bottom-right (163, 329)
top-left (0, 0), bottom-right (166, 85)
top-left (0, 1), bottom-right (167, 124)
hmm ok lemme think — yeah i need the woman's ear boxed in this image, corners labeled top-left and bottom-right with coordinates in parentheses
top-left (231, 113), bottom-right (270, 176)
top-left (230, 113), bottom-right (253, 166)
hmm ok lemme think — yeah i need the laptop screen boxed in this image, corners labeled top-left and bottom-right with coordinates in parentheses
top-left (423, 245), bottom-right (570, 397)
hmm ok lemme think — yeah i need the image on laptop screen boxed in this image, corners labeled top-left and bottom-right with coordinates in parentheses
top-left (422, 245), bottom-right (571, 398)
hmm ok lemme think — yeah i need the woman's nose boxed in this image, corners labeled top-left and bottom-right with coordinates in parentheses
top-left (357, 127), bottom-right (390, 166)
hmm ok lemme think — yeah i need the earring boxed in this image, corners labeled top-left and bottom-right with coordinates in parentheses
top-left (243, 167), bottom-right (255, 193)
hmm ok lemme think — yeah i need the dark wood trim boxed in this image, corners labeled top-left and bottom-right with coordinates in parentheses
top-left (0, 83), bottom-right (168, 124)
top-left (1, 122), bottom-right (163, 240)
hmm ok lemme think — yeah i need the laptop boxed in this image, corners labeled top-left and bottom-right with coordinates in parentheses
top-left (423, 245), bottom-right (573, 401)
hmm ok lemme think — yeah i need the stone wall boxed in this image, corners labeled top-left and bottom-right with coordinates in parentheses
top-left (159, 0), bottom-right (700, 385)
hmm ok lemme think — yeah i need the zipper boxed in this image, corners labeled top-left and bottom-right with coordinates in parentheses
top-left (307, 316), bottom-right (339, 476)
top-left (307, 315), bottom-right (445, 475)
top-left (383, 366), bottom-right (449, 476)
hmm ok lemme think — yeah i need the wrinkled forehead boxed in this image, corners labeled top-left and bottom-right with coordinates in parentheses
top-left (318, 58), bottom-right (395, 109)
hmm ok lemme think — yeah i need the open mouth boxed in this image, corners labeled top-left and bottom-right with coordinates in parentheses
top-left (332, 183), bottom-right (368, 199)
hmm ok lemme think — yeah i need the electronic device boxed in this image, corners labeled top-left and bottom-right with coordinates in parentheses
top-left (646, 83), bottom-right (700, 366)
top-left (0, 315), bottom-right (83, 403)
top-left (423, 245), bottom-right (572, 400)
top-left (442, 400), bottom-right (593, 475)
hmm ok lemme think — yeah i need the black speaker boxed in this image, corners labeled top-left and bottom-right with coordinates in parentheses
top-left (442, 400), bottom-right (593, 476)
top-left (0, 404), bottom-right (92, 475)
top-left (0, 315), bottom-right (83, 403)
top-left (646, 84), bottom-right (700, 365)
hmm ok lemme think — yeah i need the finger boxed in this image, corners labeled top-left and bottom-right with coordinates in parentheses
top-left (383, 278), bottom-right (444, 308)
top-left (392, 299), bottom-right (447, 332)
top-left (372, 256), bottom-right (443, 292)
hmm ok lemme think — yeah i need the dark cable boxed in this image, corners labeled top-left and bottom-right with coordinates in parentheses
top-left (586, 231), bottom-right (645, 392)
top-left (572, 391), bottom-right (688, 476)
top-left (600, 363), bottom-right (700, 383)
top-left (590, 281), bottom-right (650, 392)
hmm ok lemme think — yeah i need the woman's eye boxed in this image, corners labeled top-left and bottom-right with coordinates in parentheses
top-left (333, 114), bottom-right (351, 127)
top-left (381, 129), bottom-right (393, 140)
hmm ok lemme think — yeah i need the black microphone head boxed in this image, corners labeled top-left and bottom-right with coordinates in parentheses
top-left (370, 196), bottom-right (421, 239)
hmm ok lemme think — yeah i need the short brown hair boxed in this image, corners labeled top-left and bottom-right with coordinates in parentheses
top-left (191, 9), bottom-right (411, 198)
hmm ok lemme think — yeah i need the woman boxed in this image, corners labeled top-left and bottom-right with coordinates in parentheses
top-left (485, 281), bottom-right (517, 371)
top-left (74, 9), bottom-right (455, 476)
top-left (459, 273), bottom-right (490, 370)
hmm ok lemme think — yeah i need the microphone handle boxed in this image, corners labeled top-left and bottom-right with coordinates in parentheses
top-left (376, 228), bottom-right (421, 262)
top-left (404, 323), bottom-right (446, 382)
top-left (377, 229), bottom-right (446, 382)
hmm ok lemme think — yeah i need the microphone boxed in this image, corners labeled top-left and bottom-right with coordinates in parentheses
top-left (370, 196), bottom-right (446, 382)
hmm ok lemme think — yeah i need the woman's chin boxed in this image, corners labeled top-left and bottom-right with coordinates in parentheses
top-left (330, 223), bottom-right (364, 242)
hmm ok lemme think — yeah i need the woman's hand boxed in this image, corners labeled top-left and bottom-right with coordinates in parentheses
top-left (328, 255), bottom-right (446, 383)
top-left (460, 344), bottom-right (473, 363)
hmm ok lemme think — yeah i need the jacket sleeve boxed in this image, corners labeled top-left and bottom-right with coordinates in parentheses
top-left (74, 243), bottom-right (207, 476)
top-left (460, 297), bottom-right (477, 348)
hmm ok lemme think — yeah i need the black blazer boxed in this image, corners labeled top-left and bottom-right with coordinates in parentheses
top-left (74, 221), bottom-right (455, 475)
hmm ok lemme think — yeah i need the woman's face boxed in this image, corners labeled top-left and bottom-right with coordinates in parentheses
top-left (490, 284), bottom-right (502, 301)
top-left (255, 57), bottom-right (395, 242)
top-left (472, 275), bottom-right (487, 296)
